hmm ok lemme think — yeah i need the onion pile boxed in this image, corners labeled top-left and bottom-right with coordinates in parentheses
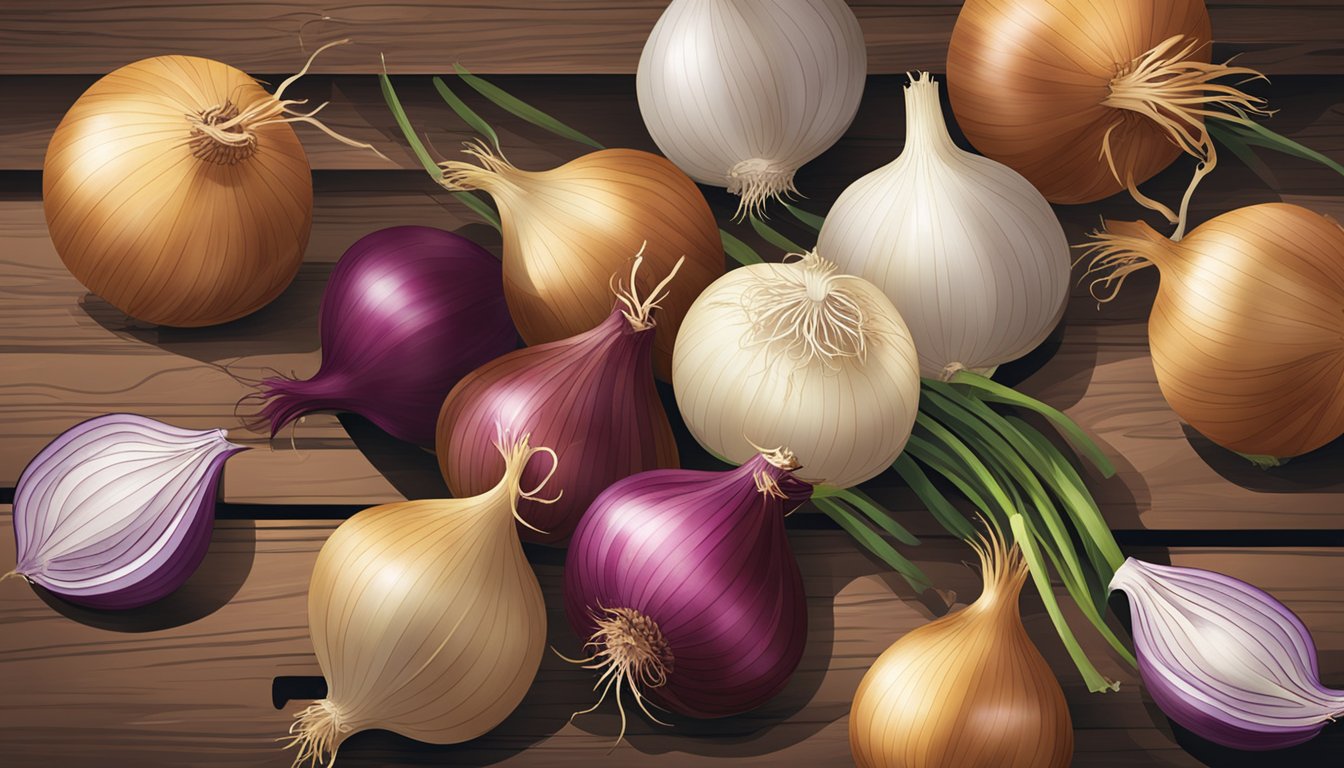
top-left (8, 414), bottom-right (245, 609)
top-left (564, 448), bottom-right (812, 737)
top-left (637, 0), bottom-right (866, 217)
top-left (254, 226), bottom-right (515, 447)
top-left (437, 142), bottom-right (723, 380)
top-left (287, 431), bottom-right (556, 766)
top-left (437, 253), bottom-right (680, 545)
top-left (947, 0), bottom-right (1268, 239)
top-left (673, 251), bottom-right (921, 489)
top-left (43, 41), bottom-right (386, 326)
top-left (1082, 204), bottom-right (1344, 459)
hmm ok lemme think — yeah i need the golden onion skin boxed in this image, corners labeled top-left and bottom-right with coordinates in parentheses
top-left (43, 55), bottom-right (312, 327)
top-left (947, 0), bottom-right (1210, 204)
top-left (849, 539), bottom-right (1072, 768)
top-left (1126, 205), bottom-right (1344, 457)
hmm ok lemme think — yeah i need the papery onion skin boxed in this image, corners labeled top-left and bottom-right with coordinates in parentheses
top-left (437, 278), bottom-right (678, 544)
top-left (673, 252), bottom-right (920, 489)
top-left (850, 533), bottom-right (1073, 768)
top-left (1082, 205), bottom-right (1344, 458)
top-left (438, 143), bottom-right (723, 380)
top-left (289, 433), bottom-right (553, 764)
top-left (564, 451), bottom-right (811, 720)
top-left (637, 0), bottom-right (867, 217)
top-left (818, 73), bottom-right (1070, 378)
top-left (947, 0), bottom-right (1211, 204)
top-left (255, 226), bottom-right (515, 447)
top-left (10, 414), bottom-right (245, 610)
top-left (1110, 558), bottom-right (1344, 750)
top-left (44, 55), bottom-right (312, 326)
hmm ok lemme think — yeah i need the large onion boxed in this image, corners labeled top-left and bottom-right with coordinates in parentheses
top-left (1083, 204), bottom-right (1344, 459)
top-left (947, 0), bottom-right (1267, 238)
top-left (44, 42), bottom-right (383, 326)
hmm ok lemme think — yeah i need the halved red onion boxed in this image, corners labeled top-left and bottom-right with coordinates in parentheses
top-left (1110, 558), bottom-right (1344, 750)
top-left (8, 413), bottom-right (245, 609)
top-left (563, 448), bottom-right (812, 737)
top-left (436, 255), bottom-right (680, 545)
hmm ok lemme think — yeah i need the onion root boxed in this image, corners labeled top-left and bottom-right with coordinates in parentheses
top-left (560, 606), bottom-right (673, 746)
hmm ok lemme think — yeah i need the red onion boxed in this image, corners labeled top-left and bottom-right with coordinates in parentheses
top-left (255, 226), bottom-right (516, 447)
top-left (436, 254), bottom-right (681, 545)
top-left (8, 414), bottom-right (245, 609)
top-left (1110, 558), bottom-right (1344, 750)
top-left (563, 448), bottom-right (812, 736)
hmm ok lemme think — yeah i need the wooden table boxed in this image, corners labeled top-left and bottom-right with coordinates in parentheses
top-left (2, 3), bottom-right (1342, 766)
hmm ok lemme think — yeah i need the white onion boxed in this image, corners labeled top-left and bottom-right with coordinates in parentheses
top-left (637, 0), bottom-right (867, 217)
top-left (672, 251), bottom-right (920, 489)
top-left (818, 73), bottom-right (1070, 379)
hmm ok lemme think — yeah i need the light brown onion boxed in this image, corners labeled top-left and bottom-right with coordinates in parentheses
top-left (44, 43), bottom-right (382, 326)
top-left (1082, 203), bottom-right (1344, 459)
top-left (850, 530), bottom-right (1073, 768)
top-left (947, 0), bottom-right (1267, 239)
top-left (438, 142), bottom-right (723, 380)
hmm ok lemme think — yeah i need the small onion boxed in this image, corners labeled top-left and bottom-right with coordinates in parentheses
top-left (563, 448), bottom-right (812, 736)
top-left (8, 414), bottom-right (245, 610)
top-left (438, 142), bottom-right (723, 380)
top-left (850, 529), bottom-right (1073, 768)
top-left (1110, 558), bottom-right (1344, 750)
top-left (437, 254), bottom-right (679, 545)
top-left (673, 250), bottom-right (920, 489)
top-left (636, 0), bottom-right (867, 217)
top-left (43, 41), bottom-right (385, 326)
top-left (286, 430), bottom-right (557, 766)
top-left (254, 226), bottom-right (515, 447)
top-left (818, 73), bottom-right (1070, 379)
top-left (947, 0), bottom-right (1267, 238)
top-left (1081, 204), bottom-right (1344, 458)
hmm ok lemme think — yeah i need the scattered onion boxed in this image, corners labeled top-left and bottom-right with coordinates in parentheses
top-left (637, 0), bottom-right (867, 217)
top-left (850, 527), bottom-right (1073, 768)
top-left (437, 253), bottom-right (680, 545)
top-left (7, 414), bottom-right (245, 609)
top-left (43, 41), bottom-right (387, 326)
top-left (1081, 203), bottom-right (1344, 459)
top-left (286, 430), bottom-right (557, 766)
top-left (818, 73), bottom-right (1070, 378)
top-left (437, 141), bottom-right (723, 380)
top-left (563, 448), bottom-right (812, 737)
top-left (947, 0), bottom-right (1269, 238)
top-left (253, 225), bottom-right (515, 447)
top-left (673, 250), bottom-right (920, 489)
top-left (1111, 558), bottom-right (1344, 750)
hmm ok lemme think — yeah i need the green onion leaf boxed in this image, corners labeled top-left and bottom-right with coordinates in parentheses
top-left (782, 202), bottom-right (826, 233)
top-left (720, 228), bottom-right (764, 266)
top-left (891, 453), bottom-right (978, 540)
top-left (454, 63), bottom-right (605, 150)
top-left (432, 76), bottom-right (500, 153)
top-left (1210, 110), bottom-right (1344, 179)
top-left (1207, 120), bottom-right (1279, 189)
top-left (832, 487), bottom-right (921, 547)
top-left (750, 213), bottom-right (808, 255)
top-left (816, 497), bottom-right (931, 592)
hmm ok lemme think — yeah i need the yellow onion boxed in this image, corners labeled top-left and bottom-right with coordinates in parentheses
top-left (850, 529), bottom-right (1073, 768)
top-left (285, 430), bottom-right (556, 766)
top-left (947, 0), bottom-right (1268, 239)
top-left (1082, 203), bottom-right (1344, 459)
top-left (43, 41), bottom-right (383, 327)
top-left (438, 142), bottom-right (723, 379)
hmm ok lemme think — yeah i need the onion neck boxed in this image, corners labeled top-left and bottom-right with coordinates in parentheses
top-left (967, 528), bottom-right (1030, 621)
top-left (1078, 218), bottom-right (1176, 303)
top-left (490, 431), bottom-right (560, 535)
top-left (612, 246), bottom-right (684, 332)
top-left (902, 72), bottom-right (959, 159)
top-left (439, 140), bottom-right (527, 199)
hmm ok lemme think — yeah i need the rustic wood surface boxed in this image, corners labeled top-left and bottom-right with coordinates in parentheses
top-left (0, 1), bottom-right (1340, 76)
top-left (2, 508), bottom-right (1340, 768)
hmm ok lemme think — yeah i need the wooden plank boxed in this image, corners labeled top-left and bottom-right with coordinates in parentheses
top-left (3, 73), bottom-right (1337, 172)
top-left (0, 2), bottom-right (1338, 76)
top-left (3, 508), bottom-right (1340, 767)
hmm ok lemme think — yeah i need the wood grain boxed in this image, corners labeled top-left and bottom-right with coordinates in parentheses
top-left (2, 508), bottom-right (1340, 768)
top-left (0, 2), bottom-right (1339, 76)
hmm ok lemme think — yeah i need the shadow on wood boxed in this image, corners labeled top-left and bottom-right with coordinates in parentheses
top-left (1181, 425), bottom-right (1344, 493)
top-left (32, 520), bottom-right (257, 632)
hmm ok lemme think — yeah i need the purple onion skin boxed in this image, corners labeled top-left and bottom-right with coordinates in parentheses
top-left (438, 306), bottom-right (679, 545)
top-left (564, 453), bottom-right (812, 718)
top-left (258, 226), bottom-right (516, 447)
